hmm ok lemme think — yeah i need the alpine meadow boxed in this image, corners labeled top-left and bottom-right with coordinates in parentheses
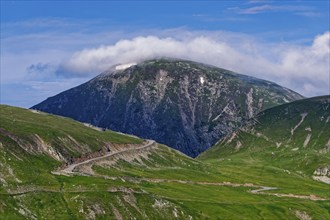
top-left (1, 1), bottom-right (329, 219)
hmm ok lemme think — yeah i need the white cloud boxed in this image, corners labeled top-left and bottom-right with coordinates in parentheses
top-left (58, 31), bottom-right (330, 97)
top-left (1, 26), bottom-right (329, 108)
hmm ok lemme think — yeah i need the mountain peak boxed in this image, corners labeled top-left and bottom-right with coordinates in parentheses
top-left (32, 59), bottom-right (303, 157)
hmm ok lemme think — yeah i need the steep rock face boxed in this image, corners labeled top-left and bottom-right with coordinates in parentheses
top-left (32, 58), bottom-right (303, 156)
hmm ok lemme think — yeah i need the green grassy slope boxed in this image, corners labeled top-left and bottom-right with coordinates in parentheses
top-left (1, 104), bottom-right (329, 219)
top-left (198, 96), bottom-right (330, 214)
top-left (0, 105), bottom-right (196, 219)
top-left (199, 96), bottom-right (330, 172)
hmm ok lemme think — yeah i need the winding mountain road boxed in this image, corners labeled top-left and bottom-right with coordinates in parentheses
top-left (49, 139), bottom-right (327, 201)
top-left (58, 139), bottom-right (155, 174)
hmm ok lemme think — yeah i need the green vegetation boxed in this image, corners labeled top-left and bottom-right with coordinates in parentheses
top-left (1, 101), bottom-right (330, 219)
top-left (199, 96), bottom-right (330, 175)
top-left (198, 96), bottom-right (330, 217)
top-left (0, 105), bottom-right (142, 157)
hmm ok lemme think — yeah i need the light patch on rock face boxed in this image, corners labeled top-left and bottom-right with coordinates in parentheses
top-left (319, 138), bottom-right (330, 153)
top-left (29, 109), bottom-right (43, 114)
top-left (226, 132), bottom-right (237, 144)
top-left (276, 142), bottom-right (282, 148)
top-left (303, 134), bottom-right (312, 148)
top-left (7, 165), bottom-right (22, 183)
top-left (155, 70), bottom-right (173, 100)
top-left (1, 159), bottom-right (22, 184)
top-left (212, 103), bottom-right (230, 121)
top-left (13, 198), bottom-right (38, 220)
top-left (292, 147), bottom-right (299, 151)
top-left (235, 140), bottom-right (242, 151)
top-left (18, 208), bottom-right (37, 220)
top-left (305, 127), bottom-right (312, 132)
top-left (254, 132), bottom-right (269, 141)
top-left (180, 75), bottom-right (197, 127)
top-left (295, 210), bottom-right (312, 220)
top-left (112, 206), bottom-right (122, 220)
top-left (200, 76), bottom-right (205, 84)
top-left (313, 176), bottom-right (330, 184)
top-left (136, 69), bottom-right (173, 114)
top-left (246, 88), bottom-right (254, 118)
top-left (33, 135), bottom-right (66, 162)
top-left (122, 193), bottom-right (145, 217)
top-left (291, 113), bottom-right (308, 136)
top-left (173, 207), bottom-right (178, 218)
top-left (313, 166), bottom-right (330, 176)
top-left (152, 199), bottom-right (170, 209)
top-left (115, 63), bottom-right (136, 70)
top-left (282, 97), bottom-right (290, 103)
top-left (0, 176), bottom-right (7, 187)
top-left (86, 203), bottom-right (105, 220)
top-left (313, 166), bottom-right (330, 184)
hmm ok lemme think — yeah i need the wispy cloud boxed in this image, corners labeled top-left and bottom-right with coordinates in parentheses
top-left (193, 14), bottom-right (248, 22)
top-left (248, 0), bottom-right (272, 4)
top-left (231, 4), bottom-right (318, 16)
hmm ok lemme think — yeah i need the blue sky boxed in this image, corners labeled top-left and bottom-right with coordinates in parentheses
top-left (1, 0), bottom-right (329, 107)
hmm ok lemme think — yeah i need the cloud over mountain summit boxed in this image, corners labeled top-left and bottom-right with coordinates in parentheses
top-left (58, 31), bottom-right (330, 97)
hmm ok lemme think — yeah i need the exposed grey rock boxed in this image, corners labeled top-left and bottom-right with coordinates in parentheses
top-left (313, 166), bottom-right (330, 176)
top-left (32, 58), bottom-right (303, 157)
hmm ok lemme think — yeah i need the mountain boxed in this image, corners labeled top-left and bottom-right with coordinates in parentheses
top-left (32, 58), bottom-right (303, 157)
top-left (199, 95), bottom-right (330, 183)
top-left (1, 105), bottom-right (329, 219)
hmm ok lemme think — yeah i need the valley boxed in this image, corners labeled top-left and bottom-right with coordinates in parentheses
top-left (1, 0), bottom-right (329, 218)
top-left (1, 99), bottom-right (329, 219)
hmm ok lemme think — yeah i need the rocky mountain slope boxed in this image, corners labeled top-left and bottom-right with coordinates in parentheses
top-left (199, 96), bottom-right (330, 183)
top-left (32, 58), bottom-right (303, 157)
top-left (1, 105), bottom-right (329, 219)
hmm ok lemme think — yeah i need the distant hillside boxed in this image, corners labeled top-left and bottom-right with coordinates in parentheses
top-left (32, 58), bottom-right (303, 157)
top-left (199, 96), bottom-right (330, 182)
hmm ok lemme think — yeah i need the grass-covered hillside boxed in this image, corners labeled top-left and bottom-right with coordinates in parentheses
top-left (1, 104), bottom-right (329, 219)
top-left (199, 96), bottom-right (330, 214)
top-left (199, 95), bottom-right (330, 173)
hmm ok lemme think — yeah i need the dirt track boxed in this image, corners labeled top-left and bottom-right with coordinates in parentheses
top-left (52, 140), bottom-right (155, 175)
top-left (49, 139), bottom-right (328, 201)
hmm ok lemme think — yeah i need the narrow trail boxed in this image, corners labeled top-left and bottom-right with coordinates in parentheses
top-left (47, 140), bottom-right (328, 201)
top-left (54, 139), bottom-right (155, 175)
top-left (250, 186), bottom-right (278, 194)
top-left (250, 186), bottom-right (326, 201)
top-left (138, 178), bottom-right (327, 201)
top-left (5, 177), bottom-right (327, 201)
